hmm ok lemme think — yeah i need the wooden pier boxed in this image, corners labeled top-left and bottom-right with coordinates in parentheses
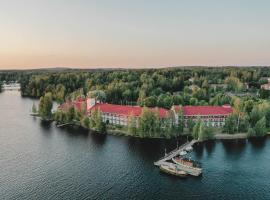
top-left (56, 123), bottom-right (72, 127)
top-left (154, 139), bottom-right (198, 166)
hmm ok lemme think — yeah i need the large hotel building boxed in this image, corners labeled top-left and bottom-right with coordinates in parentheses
top-left (59, 98), bottom-right (233, 127)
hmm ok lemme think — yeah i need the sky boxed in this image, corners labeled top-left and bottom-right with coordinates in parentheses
top-left (0, 0), bottom-right (270, 69)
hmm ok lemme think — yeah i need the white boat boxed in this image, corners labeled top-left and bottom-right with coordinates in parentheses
top-left (185, 146), bottom-right (193, 152)
top-left (179, 151), bottom-right (187, 156)
top-left (172, 157), bottom-right (202, 176)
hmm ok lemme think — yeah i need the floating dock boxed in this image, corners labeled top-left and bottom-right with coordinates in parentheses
top-left (154, 139), bottom-right (198, 167)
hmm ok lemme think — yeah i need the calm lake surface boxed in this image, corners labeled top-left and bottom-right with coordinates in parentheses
top-left (1, 91), bottom-right (270, 200)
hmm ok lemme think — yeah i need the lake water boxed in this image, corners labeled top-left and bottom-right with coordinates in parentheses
top-left (1, 91), bottom-right (270, 200)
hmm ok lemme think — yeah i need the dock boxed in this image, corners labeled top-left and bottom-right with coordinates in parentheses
top-left (56, 123), bottom-right (72, 127)
top-left (154, 139), bottom-right (198, 166)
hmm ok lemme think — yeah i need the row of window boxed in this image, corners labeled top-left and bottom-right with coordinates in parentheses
top-left (184, 115), bottom-right (227, 119)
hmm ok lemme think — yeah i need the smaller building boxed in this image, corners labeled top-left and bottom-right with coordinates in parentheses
top-left (260, 78), bottom-right (270, 90)
top-left (261, 83), bottom-right (270, 90)
top-left (58, 97), bottom-right (86, 113)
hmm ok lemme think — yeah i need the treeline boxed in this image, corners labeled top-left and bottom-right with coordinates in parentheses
top-left (15, 67), bottom-right (270, 108)
top-left (223, 97), bottom-right (270, 137)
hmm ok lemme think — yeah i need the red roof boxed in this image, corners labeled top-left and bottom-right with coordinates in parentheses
top-left (89, 103), bottom-right (169, 118)
top-left (176, 105), bottom-right (232, 116)
top-left (58, 98), bottom-right (86, 112)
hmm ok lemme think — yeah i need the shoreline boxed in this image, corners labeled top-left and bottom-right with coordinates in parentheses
top-left (54, 119), bottom-right (252, 141)
top-left (34, 114), bottom-right (268, 141)
top-left (214, 133), bottom-right (248, 140)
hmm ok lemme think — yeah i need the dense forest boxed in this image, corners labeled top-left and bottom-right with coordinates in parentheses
top-left (2, 67), bottom-right (270, 139)
top-left (4, 67), bottom-right (269, 106)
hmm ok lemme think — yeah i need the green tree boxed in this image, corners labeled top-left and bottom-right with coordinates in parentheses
top-left (162, 116), bottom-right (174, 138)
top-left (192, 119), bottom-right (214, 140)
top-left (247, 128), bottom-right (256, 137)
top-left (163, 96), bottom-right (173, 109)
top-left (223, 114), bottom-right (237, 134)
top-left (225, 76), bottom-right (243, 92)
top-left (55, 84), bottom-right (66, 103)
top-left (200, 126), bottom-right (214, 140)
top-left (172, 95), bottom-right (183, 105)
top-left (250, 107), bottom-right (263, 127)
top-left (176, 110), bottom-right (184, 135)
top-left (67, 107), bottom-right (75, 122)
top-left (128, 115), bottom-right (137, 136)
top-left (138, 108), bottom-right (158, 137)
top-left (259, 89), bottom-right (270, 99)
top-left (90, 108), bottom-right (106, 133)
top-left (143, 96), bottom-right (157, 107)
top-left (82, 116), bottom-right (90, 128)
top-left (244, 100), bottom-right (254, 113)
top-left (192, 120), bottom-right (201, 139)
top-left (38, 92), bottom-right (53, 120)
top-left (190, 97), bottom-right (198, 105)
top-left (264, 107), bottom-right (270, 128)
top-left (187, 118), bottom-right (195, 134)
top-left (253, 117), bottom-right (267, 137)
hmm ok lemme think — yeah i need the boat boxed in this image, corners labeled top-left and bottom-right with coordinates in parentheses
top-left (179, 151), bottom-right (187, 156)
top-left (159, 163), bottom-right (187, 177)
top-left (172, 157), bottom-right (202, 176)
top-left (185, 146), bottom-right (193, 152)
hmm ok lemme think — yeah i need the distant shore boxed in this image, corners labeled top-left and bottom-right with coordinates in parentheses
top-left (214, 133), bottom-right (248, 140)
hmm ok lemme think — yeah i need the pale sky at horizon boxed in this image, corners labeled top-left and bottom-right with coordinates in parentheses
top-left (0, 0), bottom-right (270, 69)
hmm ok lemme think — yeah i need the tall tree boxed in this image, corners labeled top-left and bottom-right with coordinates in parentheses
top-left (90, 108), bottom-right (106, 133)
top-left (177, 109), bottom-right (184, 135)
top-left (254, 117), bottom-right (267, 137)
top-left (138, 108), bottom-right (159, 137)
top-left (38, 92), bottom-right (53, 120)
top-left (128, 115), bottom-right (137, 136)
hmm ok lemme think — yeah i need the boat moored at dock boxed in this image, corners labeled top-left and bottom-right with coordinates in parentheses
top-left (185, 146), bottom-right (193, 152)
top-left (179, 150), bottom-right (187, 156)
top-left (172, 157), bottom-right (202, 176)
top-left (159, 162), bottom-right (187, 177)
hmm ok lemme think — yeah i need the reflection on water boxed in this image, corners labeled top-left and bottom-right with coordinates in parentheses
top-left (194, 142), bottom-right (204, 159)
top-left (89, 132), bottom-right (107, 146)
top-left (222, 139), bottom-right (246, 153)
top-left (60, 125), bottom-right (89, 138)
top-left (39, 120), bottom-right (53, 131)
top-left (248, 136), bottom-right (267, 149)
top-left (204, 140), bottom-right (216, 156)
